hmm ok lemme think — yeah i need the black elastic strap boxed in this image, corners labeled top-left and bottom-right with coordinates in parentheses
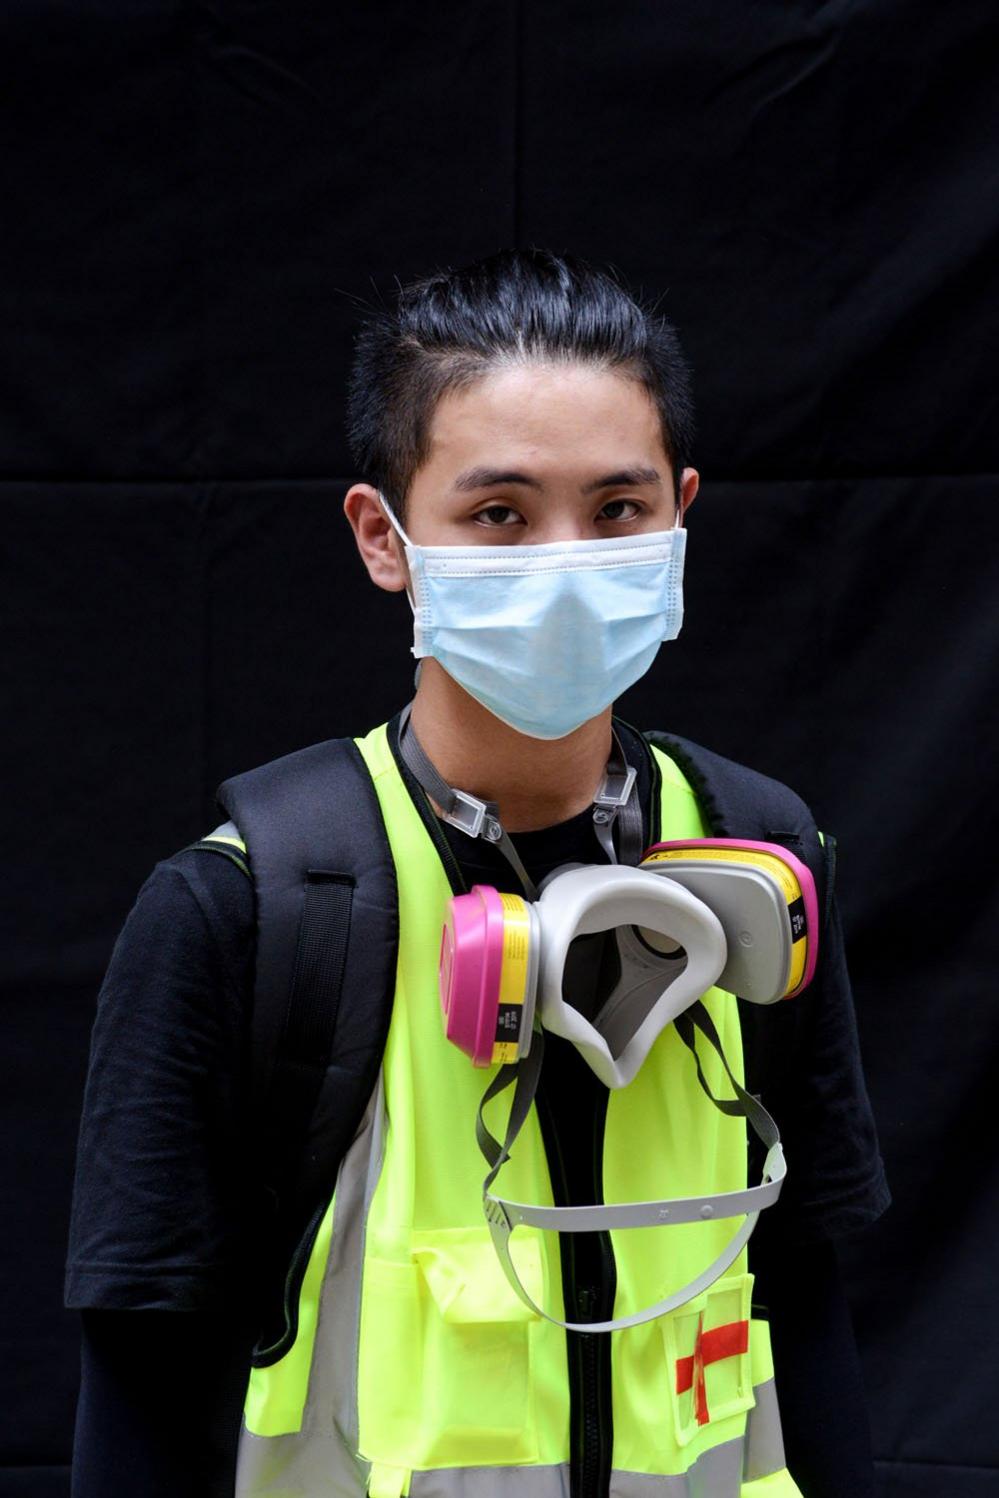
top-left (592, 729), bottom-right (644, 866)
top-left (397, 702), bottom-right (540, 899)
top-left (675, 1000), bottom-right (781, 1154)
top-left (615, 778), bottom-right (645, 863)
top-left (397, 700), bottom-right (645, 896)
top-left (476, 1033), bottom-right (547, 1187)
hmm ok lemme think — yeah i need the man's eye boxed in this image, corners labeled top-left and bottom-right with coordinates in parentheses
top-left (600, 499), bottom-right (641, 521)
top-left (475, 504), bottom-right (521, 526)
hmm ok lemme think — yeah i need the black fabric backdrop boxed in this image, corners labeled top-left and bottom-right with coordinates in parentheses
top-left (3, 4), bottom-right (998, 1495)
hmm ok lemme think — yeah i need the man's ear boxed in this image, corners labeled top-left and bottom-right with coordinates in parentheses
top-left (343, 484), bottom-right (410, 593)
top-left (678, 467), bottom-right (699, 521)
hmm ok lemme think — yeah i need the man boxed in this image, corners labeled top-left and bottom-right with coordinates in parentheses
top-left (67, 248), bottom-right (889, 1496)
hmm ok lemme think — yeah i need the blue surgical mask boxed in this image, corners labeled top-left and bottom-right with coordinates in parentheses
top-left (379, 494), bottom-right (686, 740)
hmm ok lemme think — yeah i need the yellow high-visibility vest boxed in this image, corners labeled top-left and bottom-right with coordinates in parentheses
top-left (235, 721), bottom-right (802, 1497)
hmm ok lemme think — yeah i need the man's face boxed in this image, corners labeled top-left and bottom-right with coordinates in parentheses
top-left (402, 362), bottom-right (696, 547)
top-left (344, 361), bottom-right (698, 597)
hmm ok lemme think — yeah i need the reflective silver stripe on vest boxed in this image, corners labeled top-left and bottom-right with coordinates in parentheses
top-left (235, 1074), bottom-right (387, 1498)
top-left (742, 1377), bottom-right (785, 1483)
top-left (406, 1380), bottom-right (786, 1498)
top-left (235, 1071), bottom-right (787, 1498)
top-left (406, 1403), bottom-right (784, 1498)
top-left (410, 1467), bottom-right (569, 1498)
top-left (611, 1441), bottom-right (742, 1495)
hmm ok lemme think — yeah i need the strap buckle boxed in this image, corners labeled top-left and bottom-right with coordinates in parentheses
top-left (594, 762), bottom-right (637, 810)
top-left (442, 789), bottom-right (501, 842)
top-left (483, 1194), bottom-right (512, 1231)
top-left (593, 763), bottom-right (637, 826)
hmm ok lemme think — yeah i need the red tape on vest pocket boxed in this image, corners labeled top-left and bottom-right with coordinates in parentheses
top-left (675, 1314), bottom-right (750, 1426)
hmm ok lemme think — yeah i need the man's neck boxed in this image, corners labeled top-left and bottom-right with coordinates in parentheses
top-left (407, 661), bottom-right (614, 833)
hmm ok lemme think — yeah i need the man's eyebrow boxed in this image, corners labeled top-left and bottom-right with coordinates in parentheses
top-left (452, 467), bottom-right (543, 492)
top-left (451, 465), bottom-right (664, 494)
top-left (582, 466), bottom-right (663, 494)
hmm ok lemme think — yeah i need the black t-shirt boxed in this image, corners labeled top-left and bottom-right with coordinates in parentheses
top-left (65, 719), bottom-right (888, 1498)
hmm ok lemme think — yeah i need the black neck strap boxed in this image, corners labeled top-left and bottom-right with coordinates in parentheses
top-left (396, 701), bottom-right (645, 899)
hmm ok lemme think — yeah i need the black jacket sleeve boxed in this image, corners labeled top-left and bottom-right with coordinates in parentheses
top-left (66, 849), bottom-right (261, 1496)
top-left (741, 892), bottom-right (891, 1242)
top-left (72, 1308), bottom-right (256, 1498)
top-left (65, 852), bottom-right (257, 1311)
top-left (751, 1227), bottom-right (876, 1497)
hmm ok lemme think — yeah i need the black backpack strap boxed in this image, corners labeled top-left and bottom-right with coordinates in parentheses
top-left (184, 830), bottom-right (251, 880)
top-left (644, 730), bottom-right (832, 929)
top-left (215, 735), bottom-right (398, 1361)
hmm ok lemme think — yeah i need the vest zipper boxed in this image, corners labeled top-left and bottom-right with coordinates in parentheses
top-left (535, 1047), bottom-right (615, 1498)
top-left (576, 1287), bottom-right (613, 1498)
top-left (391, 707), bottom-right (637, 1488)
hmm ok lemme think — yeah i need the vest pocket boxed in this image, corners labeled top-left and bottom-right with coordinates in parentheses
top-left (358, 1227), bottom-right (543, 1468)
top-left (661, 1271), bottom-right (756, 1448)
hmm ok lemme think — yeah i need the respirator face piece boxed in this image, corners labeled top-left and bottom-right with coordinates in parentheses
top-left (439, 838), bottom-right (819, 1082)
top-left (441, 864), bottom-right (728, 1085)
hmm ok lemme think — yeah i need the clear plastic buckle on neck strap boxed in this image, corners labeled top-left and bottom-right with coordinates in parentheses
top-left (593, 766), bottom-right (641, 826)
top-left (594, 762), bottom-right (637, 811)
top-left (442, 788), bottom-right (502, 842)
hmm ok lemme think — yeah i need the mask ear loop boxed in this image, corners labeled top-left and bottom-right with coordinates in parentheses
top-left (378, 492), bottom-right (425, 690)
top-left (377, 489), bottom-right (410, 544)
top-left (378, 490), bottom-right (418, 609)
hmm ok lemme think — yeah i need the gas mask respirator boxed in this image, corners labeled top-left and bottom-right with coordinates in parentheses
top-left (398, 706), bottom-right (819, 1333)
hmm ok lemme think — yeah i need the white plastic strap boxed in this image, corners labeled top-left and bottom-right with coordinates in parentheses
top-left (476, 1003), bottom-right (786, 1333)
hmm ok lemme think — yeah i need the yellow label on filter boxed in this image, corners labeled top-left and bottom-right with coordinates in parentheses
top-left (492, 1042), bottom-right (521, 1064)
top-left (498, 892), bottom-right (530, 963)
top-left (493, 893), bottom-right (532, 1063)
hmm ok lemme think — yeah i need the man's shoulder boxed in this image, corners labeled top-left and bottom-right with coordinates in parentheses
top-left (216, 723), bottom-right (389, 795)
top-left (642, 728), bottom-right (819, 826)
top-left (128, 841), bottom-right (256, 976)
top-left (212, 722), bottom-right (392, 844)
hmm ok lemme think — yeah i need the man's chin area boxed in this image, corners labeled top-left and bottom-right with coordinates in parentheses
top-left (416, 665), bottom-right (614, 750)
